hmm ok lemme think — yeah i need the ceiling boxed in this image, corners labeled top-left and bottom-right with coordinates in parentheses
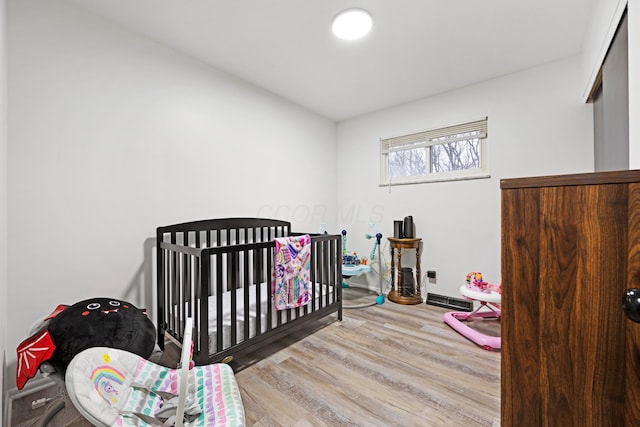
top-left (62, 0), bottom-right (596, 122)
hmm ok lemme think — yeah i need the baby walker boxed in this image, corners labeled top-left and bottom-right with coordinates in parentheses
top-left (341, 229), bottom-right (385, 309)
top-left (443, 272), bottom-right (501, 351)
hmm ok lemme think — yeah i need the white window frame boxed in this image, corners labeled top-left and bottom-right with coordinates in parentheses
top-left (379, 117), bottom-right (490, 186)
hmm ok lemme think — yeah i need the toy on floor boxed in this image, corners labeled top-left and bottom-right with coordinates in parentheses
top-left (464, 271), bottom-right (501, 294)
top-left (341, 229), bottom-right (385, 308)
top-left (65, 317), bottom-right (246, 426)
top-left (16, 297), bottom-right (156, 391)
top-left (443, 272), bottom-right (501, 351)
top-left (341, 229), bottom-right (370, 277)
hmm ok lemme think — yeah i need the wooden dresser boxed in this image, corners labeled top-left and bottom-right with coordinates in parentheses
top-left (501, 170), bottom-right (640, 426)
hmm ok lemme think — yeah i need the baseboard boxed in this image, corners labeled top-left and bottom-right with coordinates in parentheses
top-left (426, 293), bottom-right (473, 311)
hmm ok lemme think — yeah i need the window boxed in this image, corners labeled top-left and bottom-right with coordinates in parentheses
top-left (380, 117), bottom-right (489, 185)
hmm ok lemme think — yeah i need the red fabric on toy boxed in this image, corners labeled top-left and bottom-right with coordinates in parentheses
top-left (16, 330), bottom-right (55, 390)
top-left (44, 304), bottom-right (69, 320)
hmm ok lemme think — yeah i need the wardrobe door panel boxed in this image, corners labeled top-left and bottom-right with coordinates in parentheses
top-left (501, 187), bottom-right (542, 425)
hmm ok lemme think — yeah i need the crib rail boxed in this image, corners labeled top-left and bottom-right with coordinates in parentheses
top-left (156, 218), bottom-right (342, 365)
top-left (157, 218), bottom-right (291, 248)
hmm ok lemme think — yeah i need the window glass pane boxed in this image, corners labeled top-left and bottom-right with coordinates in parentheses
top-left (380, 118), bottom-right (488, 185)
top-left (388, 147), bottom-right (426, 177)
top-left (430, 133), bottom-right (481, 173)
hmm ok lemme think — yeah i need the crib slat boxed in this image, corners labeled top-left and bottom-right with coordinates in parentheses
top-left (230, 251), bottom-right (237, 346)
top-left (181, 251), bottom-right (189, 333)
top-left (197, 255), bottom-right (209, 363)
top-left (309, 239), bottom-right (317, 312)
top-left (157, 247), bottom-right (167, 347)
top-left (266, 246), bottom-right (273, 332)
top-left (327, 239), bottom-right (333, 306)
top-left (316, 237), bottom-right (325, 305)
top-left (253, 248), bottom-right (262, 336)
top-left (300, 237), bottom-right (309, 316)
top-left (243, 248), bottom-right (250, 344)
top-left (215, 253), bottom-right (224, 355)
top-left (171, 247), bottom-right (178, 335)
top-left (275, 244), bottom-right (283, 329)
top-left (334, 237), bottom-right (342, 317)
top-left (322, 242), bottom-right (334, 306)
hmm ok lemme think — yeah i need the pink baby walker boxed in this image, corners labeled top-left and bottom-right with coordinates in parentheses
top-left (443, 272), bottom-right (501, 351)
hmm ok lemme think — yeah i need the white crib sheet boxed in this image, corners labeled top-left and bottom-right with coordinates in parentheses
top-left (177, 282), bottom-right (334, 355)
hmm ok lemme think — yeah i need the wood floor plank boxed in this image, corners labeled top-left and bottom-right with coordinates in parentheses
top-left (233, 302), bottom-right (501, 426)
top-left (239, 363), bottom-right (312, 426)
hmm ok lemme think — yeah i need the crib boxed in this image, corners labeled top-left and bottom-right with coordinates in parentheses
top-left (156, 218), bottom-right (343, 365)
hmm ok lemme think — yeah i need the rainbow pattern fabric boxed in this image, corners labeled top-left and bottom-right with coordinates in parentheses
top-left (90, 364), bottom-right (126, 405)
top-left (65, 347), bottom-right (245, 426)
top-left (272, 234), bottom-right (311, 310)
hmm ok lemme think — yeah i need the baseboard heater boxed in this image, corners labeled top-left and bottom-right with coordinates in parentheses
top-left (426, 293), bottom-right (473, 311)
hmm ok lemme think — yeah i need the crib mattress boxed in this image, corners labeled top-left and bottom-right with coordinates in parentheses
top-left (177, 282), bottom-right (334, 355)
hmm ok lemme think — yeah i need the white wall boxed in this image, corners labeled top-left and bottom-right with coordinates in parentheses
top-left (337, 56), bottom-right (594, 299)
top-left (1, 0), bottom-right (7, 415)
top-left (6, 0), bottom-right (337, 383)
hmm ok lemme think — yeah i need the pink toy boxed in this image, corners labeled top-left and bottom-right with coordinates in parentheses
top-left (465, 271), bottom-right (501, 294)
top-left (443, 272), bottom-right (501, 351)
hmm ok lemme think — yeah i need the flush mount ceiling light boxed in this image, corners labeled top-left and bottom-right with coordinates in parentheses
top-left (332, 8), bottom-right (372, 40)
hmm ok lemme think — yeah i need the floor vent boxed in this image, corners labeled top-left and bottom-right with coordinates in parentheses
top-left (426, 293), bottom-right (473, 311)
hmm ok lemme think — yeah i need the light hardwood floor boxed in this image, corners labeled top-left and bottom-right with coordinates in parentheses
top-left (232, 298), bottom-right (501, 426)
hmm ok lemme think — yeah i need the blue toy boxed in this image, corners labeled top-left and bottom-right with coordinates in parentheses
top-left (341, 229), bottom-right (385, 308)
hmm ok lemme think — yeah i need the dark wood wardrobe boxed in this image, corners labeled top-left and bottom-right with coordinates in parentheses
top-left (501, 170), bottom-right (640, 426)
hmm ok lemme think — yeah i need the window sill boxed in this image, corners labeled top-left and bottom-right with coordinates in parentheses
top-left (379, 174), bottom-right (491, 186)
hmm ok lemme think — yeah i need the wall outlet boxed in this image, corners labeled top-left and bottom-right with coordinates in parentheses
top-left (427, 268), bottom-right (437, 279)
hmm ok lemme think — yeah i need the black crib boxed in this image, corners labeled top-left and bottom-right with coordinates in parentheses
top-left (156, 218), bottom-right (342, 365)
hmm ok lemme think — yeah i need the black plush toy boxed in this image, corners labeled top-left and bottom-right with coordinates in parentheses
top-left (17, 297), bottom-right (156, 390)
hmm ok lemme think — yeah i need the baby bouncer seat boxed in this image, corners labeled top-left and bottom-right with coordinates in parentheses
top-left (65, 318), bottom-right (246, 426)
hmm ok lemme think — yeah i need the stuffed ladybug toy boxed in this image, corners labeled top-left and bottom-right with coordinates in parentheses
top-left (16, 297), bottom-right (156, 390)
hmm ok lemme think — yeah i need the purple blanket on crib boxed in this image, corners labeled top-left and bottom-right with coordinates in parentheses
top-left (272, 235), bottom-right (311, 310)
